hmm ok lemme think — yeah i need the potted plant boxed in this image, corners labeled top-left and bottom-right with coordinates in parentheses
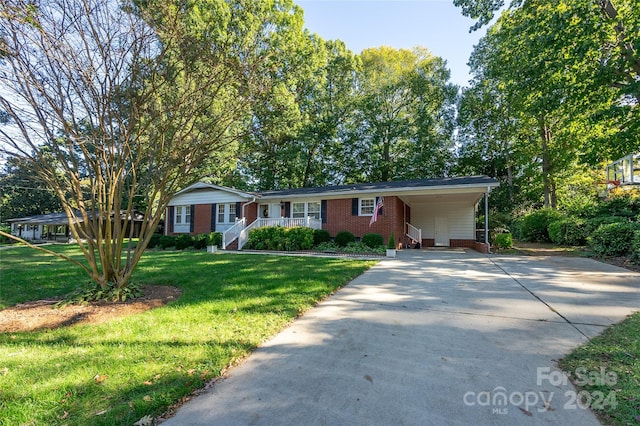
top-left (206, 232), bottom-right (221, 253)
top-left (386, 232), bottom-right (396, 258)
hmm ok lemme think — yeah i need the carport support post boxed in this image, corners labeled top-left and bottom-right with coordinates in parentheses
top-left (484, 189), bottom-right (490, 254)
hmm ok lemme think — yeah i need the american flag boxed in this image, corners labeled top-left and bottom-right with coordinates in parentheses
top-left (369, 196), bottom-right (384, 227)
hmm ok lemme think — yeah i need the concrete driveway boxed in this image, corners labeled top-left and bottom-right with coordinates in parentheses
top-left (162, 250), bottom-right (639, 425)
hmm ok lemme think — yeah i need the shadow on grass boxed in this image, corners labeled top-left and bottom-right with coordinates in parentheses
top-left (0, 249), bottom-right (375, 425)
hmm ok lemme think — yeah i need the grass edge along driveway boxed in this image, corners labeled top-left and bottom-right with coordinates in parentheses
top-left (0, 246), bottom-right (376, 425)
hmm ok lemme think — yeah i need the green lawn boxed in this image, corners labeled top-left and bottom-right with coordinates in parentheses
top-left (559, 312), bottom-right (640, 425)
top-left (0, 245), bottom-right (376, 425)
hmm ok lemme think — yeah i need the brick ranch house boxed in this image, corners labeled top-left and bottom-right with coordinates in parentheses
top-left (166, 176), bottom-right (499, 252)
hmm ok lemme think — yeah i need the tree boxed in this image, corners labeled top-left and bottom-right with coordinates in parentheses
top-left (0, 0), bottom-right (301, 296)
top-left (0, 154), bottom-right (62, 222)
top-left (236, 35), bottom-right (360, 190)
top-left (457, 0), bottom-right (622, 208)
top-left (455, 0), bottom-right (639, 162)
top-left (340, 46), bottom-right (456, 183)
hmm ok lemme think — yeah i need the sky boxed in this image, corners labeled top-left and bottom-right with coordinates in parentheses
top-left (296, 0), bottom-right (486, 87)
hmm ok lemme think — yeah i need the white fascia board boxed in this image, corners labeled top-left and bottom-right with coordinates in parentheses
top-left (171, 181), bottom-right (257, 200)
top-left (258, 182), bottom-right (499, 201)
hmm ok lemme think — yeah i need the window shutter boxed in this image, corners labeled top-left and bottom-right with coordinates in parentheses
top-left (284, 202), bottom-right (291, 218)
top-left (210, 204), bottom-right (216, 232)
top-left (352, 198), bottom-right (358, 216)
top-left (236, 202), bottom-right (241, 218)
top-left (190, 205), bottom-right (195, 232)
top-left (168, 206), bottom-right (174, 234)
top-left (321, 200), bottom-right (327, 224)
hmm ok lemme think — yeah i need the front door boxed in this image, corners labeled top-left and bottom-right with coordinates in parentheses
top-left (434, 216), bottom-right (449, 246)
top-left (269, 204), bottom-right (281, 218)
top-left (260, 204), bottom-right (282, 218)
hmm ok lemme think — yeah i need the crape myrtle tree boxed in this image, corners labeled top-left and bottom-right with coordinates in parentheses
top-left (0, 0), bottom-right (302, 297)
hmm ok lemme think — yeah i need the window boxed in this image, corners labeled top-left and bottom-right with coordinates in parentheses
top-left (291, 202), bottom-right (321, 220)
top-left (175, 205), bottom-right (191, 225)
top-left (217, 203), bottom-right (237, 224)
top-left (292, 202), bottom-right (305, 219)
top-left (307, 202), bottom-right (321, 220)
top-left (359, 198), bottom-right (375, 215)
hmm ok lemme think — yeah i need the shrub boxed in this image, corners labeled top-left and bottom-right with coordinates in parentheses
top-left (193, 234), bottom-right (208, 249)
top-left (584, 215), bottom-right (627, 234)
top-left (548, 219), bottom-right (587, 246)
top-left (284, 227), bottom-right (314, 251)
top-left (175, 234), bottom-right (194, 250)
top-left (206, 232), bottom-right (222, 247)
top-left (342, 242), bottom-right (385, 254)
top-left (631, 230), bottom-right (640, 264)
top-left (361, 233), bottom-right (384, 248)
top-left (315, 241), bottom-right (339, 252)
top-left (313, 229), bottom-right (331, 246)
top-left (387, 231), bottom-right (396, 249)
top-left (246, 226), bottom-right (286, 250)
top-left (335, 231), bottom-right (355, 247)
top-left (159, 235), bottom-right (177, 249)
top-left (493, 232), bottom-right (513, 249)
top-left (515, 209), bottom-right (564, 242)
top-left (147, 233), bottom-right (162, 248)
top-left (588, 221), bottom-right (640, 257)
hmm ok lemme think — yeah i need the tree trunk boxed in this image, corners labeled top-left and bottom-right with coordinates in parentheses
top-left (539, 117), bottom-right (556, 209)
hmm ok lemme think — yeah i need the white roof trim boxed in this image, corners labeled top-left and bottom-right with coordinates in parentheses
top-left (173, 182), bottom-right (256, 199)
top-left (258, 182), bottom-right (499, 201)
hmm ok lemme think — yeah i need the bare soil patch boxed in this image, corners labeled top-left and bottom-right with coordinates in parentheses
top-left (0, 285), bottom-right (181, 333)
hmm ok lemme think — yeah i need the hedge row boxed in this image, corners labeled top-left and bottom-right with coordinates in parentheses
top-left (147, 228), bottom-right (388, 253)
top-left (246, 228), bottom-right (387, 252)
top-left (147, 232), bottom-right (222, 250)
top-left (511, 206), bottom-right (640, 259)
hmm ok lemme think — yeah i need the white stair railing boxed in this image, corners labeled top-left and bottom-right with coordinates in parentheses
top-left (406, 222), bottom-right (422, 244)
top-left (222, 218), bottom-right (246, 249)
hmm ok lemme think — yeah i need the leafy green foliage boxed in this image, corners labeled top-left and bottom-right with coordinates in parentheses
top-left (548, 219), bottom-right (587, 246)
top-left (245, 226), bottom-right (314, 251)
top-left (174, 234), bottom-right (194, 250)
top-left (159, 235), bottom-right (177, 249)
top-left (283, 227), bottom-right (314, 251)
top-left (493, 232), bottom-right (513, 249)
top-left (245, 226), bottom-right (286, 250)
top-left (588, 221), bottom-right (640, 257)
top-left (193, 234), bottom-right (208, 249)
top-left (206, 232), bottom-right (223, 247)
top-left (361, 233), bottom-right (384, 248)
top-left (335, 231), bottom-right (356, 247)
top-left (148, 233), bottom-right (163, 248)
top-left (313, 229), bottom-right (331, 246)
top-left (631, 230), bottom-right (640, 264)
top-left (514, 209), bottom-right (564, 242)
top-left (387, 231), bottom-right (396, 249)
top-left (57, 281), bottom-right (144, 306)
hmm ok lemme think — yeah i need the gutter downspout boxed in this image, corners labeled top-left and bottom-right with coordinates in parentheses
top-left (484, 187), bottom-right (491, 254)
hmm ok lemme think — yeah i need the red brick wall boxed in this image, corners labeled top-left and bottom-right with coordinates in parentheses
top-left (193, 204), bottom-right (212, 234)
top-left (324, 196), bottom-right (405, 247)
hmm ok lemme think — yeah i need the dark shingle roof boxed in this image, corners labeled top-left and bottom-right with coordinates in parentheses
top-left (258, 176), bottom-right (498, 198)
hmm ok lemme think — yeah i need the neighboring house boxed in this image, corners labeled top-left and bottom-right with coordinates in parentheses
top-left (7, 210), bottom-right (147, 242)
top-left (167, 176), bottom-right (499, 252)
